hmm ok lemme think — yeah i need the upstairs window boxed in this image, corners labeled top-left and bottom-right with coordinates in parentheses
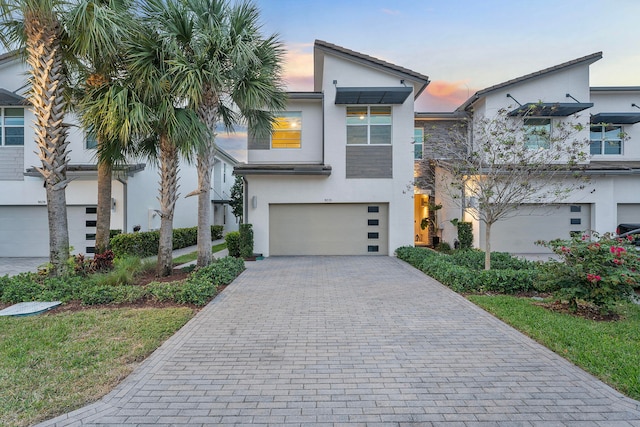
top-left (86, 132), bottom-right (98, 149)
top-left (524, 118), bottom-right (550, 149)
top-left (590, 125), bottom-right (623, 155)
top-left (1, 107), bottom-right (24, 146)
top-left (347, 106), bottom-right (391, 145)
top-left (414, 127), bottom-right (424, 159)
top-left (271, 111), bottom-right (301, 149)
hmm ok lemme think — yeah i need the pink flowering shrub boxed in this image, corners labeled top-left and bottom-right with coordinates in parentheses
top-left (539, 232), bottom-right (640, 314)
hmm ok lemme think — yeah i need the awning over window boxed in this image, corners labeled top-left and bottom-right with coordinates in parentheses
top-left (335, 87), bottom-right (413, 105)
top-left (591, 112), bottom-right (640, 125)
top-left (0, 88), bottom-right (26, 106)
top-left (508, 102), bottom-right (593, 117)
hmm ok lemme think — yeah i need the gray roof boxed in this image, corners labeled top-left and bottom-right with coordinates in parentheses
top-left (590, 86), bottom-right (640, 92)
top-left (314, 40), bottom-right (430, 98)
top-left (0, 50), bottom-right (20, 64)
top-left (0, 88), bottom-right (26, 106)
top-left (459, 52), bottom-right (603, 111)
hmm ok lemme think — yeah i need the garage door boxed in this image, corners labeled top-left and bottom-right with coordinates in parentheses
top-left (489, 204), bottom-right (590, 253)
top-left (617, 204), bottom-right (640, 226)
top-left (0, 206), bottom-right (97, 257)
top-left (269, 203), bottom-right (388, 256)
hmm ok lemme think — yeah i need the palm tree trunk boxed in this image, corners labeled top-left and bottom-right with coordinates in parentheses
top-left (95, 160), bottom-right (112, 254)
top-left (157, 134), bottom-right (179, 276)
top-left (196, 146), bottom-right (214, 267)
top-left (25, 13), bottom-right (71, 276)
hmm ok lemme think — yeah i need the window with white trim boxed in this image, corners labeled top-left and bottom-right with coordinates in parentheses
top-left (524, 118), bottom-right (550, 149)
top-left (590, 125), bottom-right (623, 155)
top-left (414, 127), bottom-right (423, 159)
top-left (346, 106), bottom-right (392, 145)
top-left (1, 107), bottom-right (24, 146)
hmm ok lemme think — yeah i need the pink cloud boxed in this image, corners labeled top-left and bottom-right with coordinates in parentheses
top-left (416, 80), bottom-right (475, 112)
top-left (282, 43), bottom-right (314, 91)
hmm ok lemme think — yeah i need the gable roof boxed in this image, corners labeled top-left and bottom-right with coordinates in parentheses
top-left (314, 40), bottom-right (430, 98)
top-left (458, 52), bottom-right (602, 111)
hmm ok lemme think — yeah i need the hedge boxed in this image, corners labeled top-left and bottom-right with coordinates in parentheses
top-left (395, 246), bottom-right (540, 294)
top-left (110, 225), bottom-right (224, 258)
top-left (0, 256), bottom-right (245, 307)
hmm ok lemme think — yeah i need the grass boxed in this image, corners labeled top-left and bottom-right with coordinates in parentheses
top-left (172, 242), bottom-right (227, 265)
top-left (0, 307), bottom-right (195, 427)
top-left (468, 294), bottom-right (640, 400)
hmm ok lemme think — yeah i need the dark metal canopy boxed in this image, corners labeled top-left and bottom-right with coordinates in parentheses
top-left (591, 112), bottom-right (640, 125)
top-left (508, 102), bottom-right (593, 117)
top-left (335, 87), bottom-right (412, 105)
top-left (234, 163), bottom-right (332, 176)
top-left (0, 88), bottom-right (26, 106)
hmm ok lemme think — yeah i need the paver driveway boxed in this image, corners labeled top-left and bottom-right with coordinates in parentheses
top-left (39, 256), bottom-right (640, 426)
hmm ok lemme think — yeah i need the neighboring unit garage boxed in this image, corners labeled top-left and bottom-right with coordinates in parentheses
top-left (0, 205), bottom-right (97, 257)
top-left (617, 204), bottom-right (640, 227)
top-left (488, 204), bottom-right (591, 253)
top-left (269, 203), bottom-right (388, 255)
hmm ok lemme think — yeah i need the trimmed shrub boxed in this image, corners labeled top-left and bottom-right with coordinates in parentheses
top-left (211, 225), bottom-right (224, 240)
top-left (226, 231), bottom-right (240, 258)
top-left (239, 224), bottom-right (254, 258)
top-left (110, 226), bottom-right (223, 258)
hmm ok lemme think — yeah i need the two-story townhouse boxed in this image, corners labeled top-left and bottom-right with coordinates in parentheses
top-left (417, 52), bottom-right (640, 254)
top-left (0, 51), bottom-right (238, 257)
top-left (234, 40), bottom-right (430, 256)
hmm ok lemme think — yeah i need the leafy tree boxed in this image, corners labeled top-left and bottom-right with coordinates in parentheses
top-left (155, 0), bottom-right (286, 267)
top-left (0, 0), bottom-right (72, 275)
top-left (229, 175), bottom-right (243, 223)
top-left (435, 106), bottom-right (589, 269)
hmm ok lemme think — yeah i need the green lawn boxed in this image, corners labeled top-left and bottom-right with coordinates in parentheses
top-left (172, 242), bottom-right (227, 265)
top-left (0, 307), bottom-right (195, 427)
top-left (468, 294), bottom-right (640, 400)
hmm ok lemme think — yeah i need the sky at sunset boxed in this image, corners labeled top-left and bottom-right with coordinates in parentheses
top-left (219, 0), bottom-right (640, 160)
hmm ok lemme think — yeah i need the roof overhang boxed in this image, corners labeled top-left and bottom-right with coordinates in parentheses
top-left (0, 88), bottom-right (27, 106)
top-left (591, 113), bottom-right (640, 125)
top-left (508, 102), bottom-right (593, 117)
top-left (335, 86), bottom-right (413, 105)
top-left (25, 163), bottom-right (146, 178)
top-left (234, 163), bottom-right (332, 176)
top-left (585, 161), bottom-right (640, 175)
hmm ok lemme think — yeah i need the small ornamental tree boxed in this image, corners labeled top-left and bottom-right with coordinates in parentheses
top-left (539, 233), bottom-right (640, 314)
top-left (230, 175), bottom-right (244, 223)
top-left (435, 106), bottom-right (590, 269)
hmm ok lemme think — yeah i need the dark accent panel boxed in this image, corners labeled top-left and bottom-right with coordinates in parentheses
top-left (346, 145), bottom-right (392, 179)
top-left (570, 205), bottom-right (581, 213)
top-left (368, 219), bottom-right (379, 226)
top-left (368, 232), bottom-right (379, 239)
top-left (86, 220), bottom-right (97, 227)
top-left (86, 233), bottom-right (96, 240)
top-left (570, 218), bottom-right (581, 225)
top-left (86, 206), bottom-right (97, 214)
top-left (367, 206), bottom-right (379, 213)
top-left (247, 131), bottom-right (270, 150)
top-left (367, 245), bottom-right (379, 252)
top-left (86, 247), bottom-right (96, 254)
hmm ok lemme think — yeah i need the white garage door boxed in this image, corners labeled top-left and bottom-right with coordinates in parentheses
top-left (269, 203), bottom-right (388, 256)
top-left (489, 204), bottom-right (591, 253)
top-left (617, 204), bottom-right (640, 226)
top-left (0, 206), bottom-right (97, 257)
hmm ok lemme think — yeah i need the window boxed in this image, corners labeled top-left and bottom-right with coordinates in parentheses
top-left (347, 106), bottom-right (391, 145)
top-left (1, 107), bottom-right (24, 146)
top-left (414, 127), bottom-right (423, 159)
top-left (272, 112), bottom-right (301, 148)
top-left (524, 118), bottom-right (550, 149)
top-left (367, 206), bottom-right (379, 213)
top-left (570, 205), bottom-right (581, 213)
top-left (86, 132), bottom-right (98, 149)
top-left (590, 125), bottom-right (623, 155)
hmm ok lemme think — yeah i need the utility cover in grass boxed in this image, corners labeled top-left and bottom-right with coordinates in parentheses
top-left (0, 301), bottom-right (61, 317)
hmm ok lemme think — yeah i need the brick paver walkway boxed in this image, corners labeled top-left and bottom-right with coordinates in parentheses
top-left (38, 257), bottom-right (640, 426)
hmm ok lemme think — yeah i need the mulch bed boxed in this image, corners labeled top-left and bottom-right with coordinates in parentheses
top-left (533, 300), bottom-right (621, 322)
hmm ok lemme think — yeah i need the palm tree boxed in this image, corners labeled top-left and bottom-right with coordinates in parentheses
top-left (0, 0), bottom-right (72, 276)
top-left (66, 0), bottom-right (135, 254)
top-left (156, 0), bottom-right (286, 266)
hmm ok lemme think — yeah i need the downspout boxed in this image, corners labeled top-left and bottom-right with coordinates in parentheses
top-left (242, 176), bottom-right (248, 225)
top-left (321, 93), bottom-right (325, 165)
top-left (117, 177), bottom-right (127, 232)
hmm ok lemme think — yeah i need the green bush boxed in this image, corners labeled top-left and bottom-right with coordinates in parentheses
top-left (435, 242), bottom-right (453, 254)
top-left (226, 231), bottom-right (240, 258)
top-left (457, 222), bottom-right (473, 249)
top-left (110, 226), bottom-right (224, 258)
top-left (239, 224), bottom-right (254, 258)
top-left (538, 233), bottom-right (640, 313)
top-left (395, 246), bottom-right (539, 294)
